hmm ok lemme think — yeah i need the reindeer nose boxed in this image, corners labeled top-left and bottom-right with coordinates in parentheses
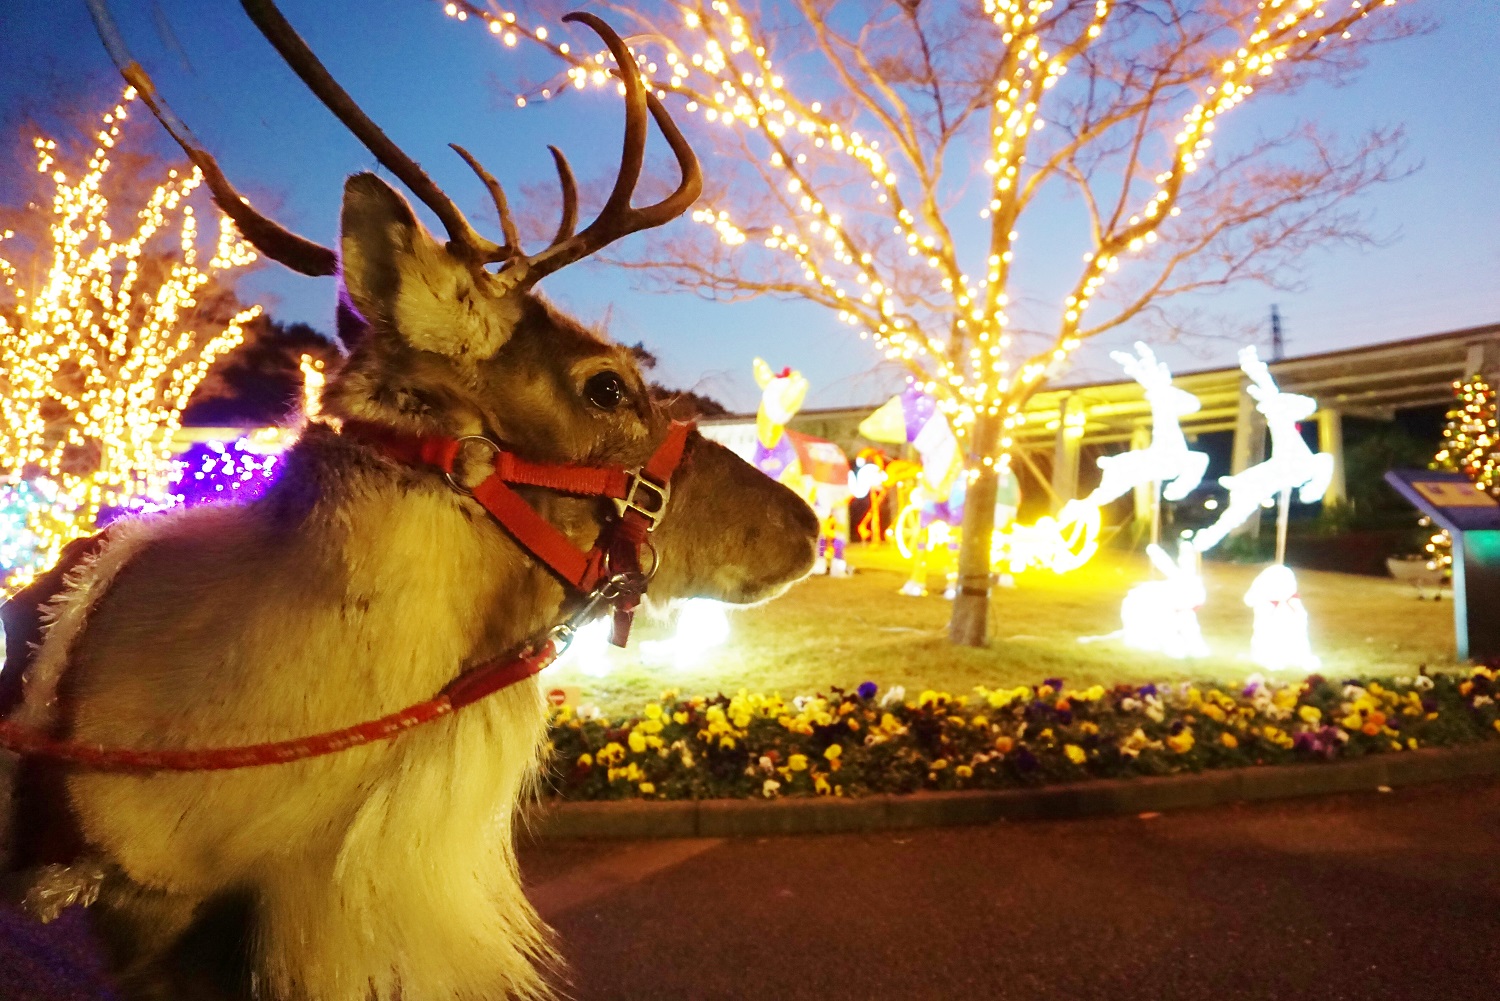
top-left (785, 496), bottom-right (820, 539)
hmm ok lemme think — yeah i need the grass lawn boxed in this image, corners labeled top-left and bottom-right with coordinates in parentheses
top-left (542, 543), bottom-right (1459, 714)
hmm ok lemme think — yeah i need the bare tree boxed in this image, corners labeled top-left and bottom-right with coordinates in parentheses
top-left (441, 0), bottom-right (1412, 645)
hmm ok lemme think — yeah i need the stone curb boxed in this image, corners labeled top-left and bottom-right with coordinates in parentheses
top-left (526, 741), bottom-right (1500, 840)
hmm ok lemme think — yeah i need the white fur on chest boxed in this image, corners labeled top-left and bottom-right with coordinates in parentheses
top-left (19, 468), bottom-right (558, 999)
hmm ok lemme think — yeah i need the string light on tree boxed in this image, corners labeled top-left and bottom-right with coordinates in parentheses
top-left (0, 88), bottom-right (261, 593)
top-left (437, 0), bottom-right (1404, 643)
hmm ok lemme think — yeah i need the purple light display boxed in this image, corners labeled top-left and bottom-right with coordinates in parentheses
top-left (168, 439), bottom-right (284, 507)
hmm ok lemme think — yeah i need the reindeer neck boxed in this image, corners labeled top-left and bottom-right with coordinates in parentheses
top-left (267, 425), bottom-right (583, 665)
top-left (1265, 417), bottom-right (1310, 455)
top-left (1148, 401), bottom-right (1189, 450)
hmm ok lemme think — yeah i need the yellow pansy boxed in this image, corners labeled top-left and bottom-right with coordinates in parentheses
top-left (1166, 729), bottom-right (1195, 754)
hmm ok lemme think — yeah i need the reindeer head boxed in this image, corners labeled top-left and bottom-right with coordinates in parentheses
top-left (752, 359), bottom-right (810, 428)
top-left (1113, 341), bottom-right (1200, 419)
top-left (1239, 345), bottom-right (1317, 424)
top-left (114, 1), bottom-right (818, 606)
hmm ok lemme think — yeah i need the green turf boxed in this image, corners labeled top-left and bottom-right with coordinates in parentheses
top-left (541, 543), bottom-right (1458, 714)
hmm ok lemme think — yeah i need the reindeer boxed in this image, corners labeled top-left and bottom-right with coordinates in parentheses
top-left (1069, 342), bottom-right (1208, 516)
top-left (750, 359), bottom-right (853, 576)
top-left (1191, 346), bottom-right (1335, 553)
top-left (1082, 542), bottom-right (1209, 659)
top-left (0, 3), bottom-right (818, 999)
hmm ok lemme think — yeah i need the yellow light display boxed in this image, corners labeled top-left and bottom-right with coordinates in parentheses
top-left (439, 0), bottom-right (1399, 444)
top-left (0, 89), bottom-right (261, 593)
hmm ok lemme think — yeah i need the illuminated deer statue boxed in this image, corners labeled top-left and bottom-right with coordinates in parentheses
top-left (1191, 346), bottom-right (1335, 553)
top-left (0, 4), bottom-right (817, 999)
top-left (1070, 342), bottom-right (1208, 513)
top-left (751, 358), bottom-right (853, 576)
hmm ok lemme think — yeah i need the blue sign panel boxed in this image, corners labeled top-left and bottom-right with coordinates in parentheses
top-left (1384, 469), bottom-right (1500, 534)
top-left (1385, 468), bottom-right (1500, 661)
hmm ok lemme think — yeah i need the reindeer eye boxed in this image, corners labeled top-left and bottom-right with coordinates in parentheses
top-left (584, 371), bottom-right (628, 410)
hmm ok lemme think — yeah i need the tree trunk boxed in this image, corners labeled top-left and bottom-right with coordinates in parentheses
top-left (948, 412), bottom-right (1001, 647)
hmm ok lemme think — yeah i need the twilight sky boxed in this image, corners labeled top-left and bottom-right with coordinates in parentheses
top-left (1, 1), bottom-right (1496, 413)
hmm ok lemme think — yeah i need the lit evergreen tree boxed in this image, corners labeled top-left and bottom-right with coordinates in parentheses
top-left (1423, 375), bottom-right (1499, 572)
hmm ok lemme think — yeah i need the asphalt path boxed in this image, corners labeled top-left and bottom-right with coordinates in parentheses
top-left (525, 780), bottom-right (1500, 1001)
top-left (4, 779), bottom-right (1498, 999)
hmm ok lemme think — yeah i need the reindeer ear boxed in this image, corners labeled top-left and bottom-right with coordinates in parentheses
top-left (752, 357), bottom-right (775, 389)
top-left (338, 172), bottom-right (516, 359)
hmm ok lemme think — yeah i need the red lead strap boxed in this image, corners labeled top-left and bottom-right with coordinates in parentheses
top-left (0, 642), bottom-right (559, 772)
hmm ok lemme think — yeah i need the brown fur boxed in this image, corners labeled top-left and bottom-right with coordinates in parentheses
top-left (2, 174), bottom-right (818, 999)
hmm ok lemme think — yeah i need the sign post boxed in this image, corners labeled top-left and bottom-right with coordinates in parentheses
top-left (1385, 470), bottom-right (1500, 661)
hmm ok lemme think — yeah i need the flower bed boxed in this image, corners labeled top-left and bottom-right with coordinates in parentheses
top-left (545, 667), bottom-right (1500, 801)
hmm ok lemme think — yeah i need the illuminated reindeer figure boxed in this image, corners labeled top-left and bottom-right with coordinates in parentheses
top-left (1073, 342), bottom-right (1208, 511)
top-left (0, 3), bottom-right (817, 999)
top-left (751, 358), bottom-right (853, 576)
top-left (1192, 346), bottom-right (1334, 552)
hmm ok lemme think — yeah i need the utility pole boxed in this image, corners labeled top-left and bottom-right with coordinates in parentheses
top-left (1270, 304), bottom-right (1285, 361)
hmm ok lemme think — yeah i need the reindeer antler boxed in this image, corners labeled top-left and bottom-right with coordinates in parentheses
top-left (85, 0), bottom-right (700, 288)
top-left (1239, 346), bottom-right (1279, 393)
top-left (239, 0), bottom-right (510, 267)
top-left (484, 11), bottom-right (703, 295)
top-left (245, 2), bottom-right (701, 283)
top-left (85, 0), bottom-right (337, 276)
top-left (1112, 341), bottom-right (1169, 388)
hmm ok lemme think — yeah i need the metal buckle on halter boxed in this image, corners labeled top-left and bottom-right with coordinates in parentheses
top-left (443, 435), bottom-right (502, 495)
top-left (613, 470), bottom-right (670, 529)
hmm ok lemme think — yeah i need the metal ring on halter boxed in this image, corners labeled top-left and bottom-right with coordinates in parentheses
top-left (639, 539), bottom-right (661, 580)
top-left (444, 435), bottom-right (503, 495)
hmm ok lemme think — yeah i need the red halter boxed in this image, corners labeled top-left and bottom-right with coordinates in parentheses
top-left (341, 418), bottom-right (694, 647)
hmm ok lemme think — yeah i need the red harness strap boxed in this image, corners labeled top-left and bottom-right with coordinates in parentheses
top-left (344, 419), bottom-right (692, 641)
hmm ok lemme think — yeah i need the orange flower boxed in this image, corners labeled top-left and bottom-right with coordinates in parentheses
top-left (995, 736), bottom-right (1014, 753)
top-left (1361, 721), bottom-right (1381, 737)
